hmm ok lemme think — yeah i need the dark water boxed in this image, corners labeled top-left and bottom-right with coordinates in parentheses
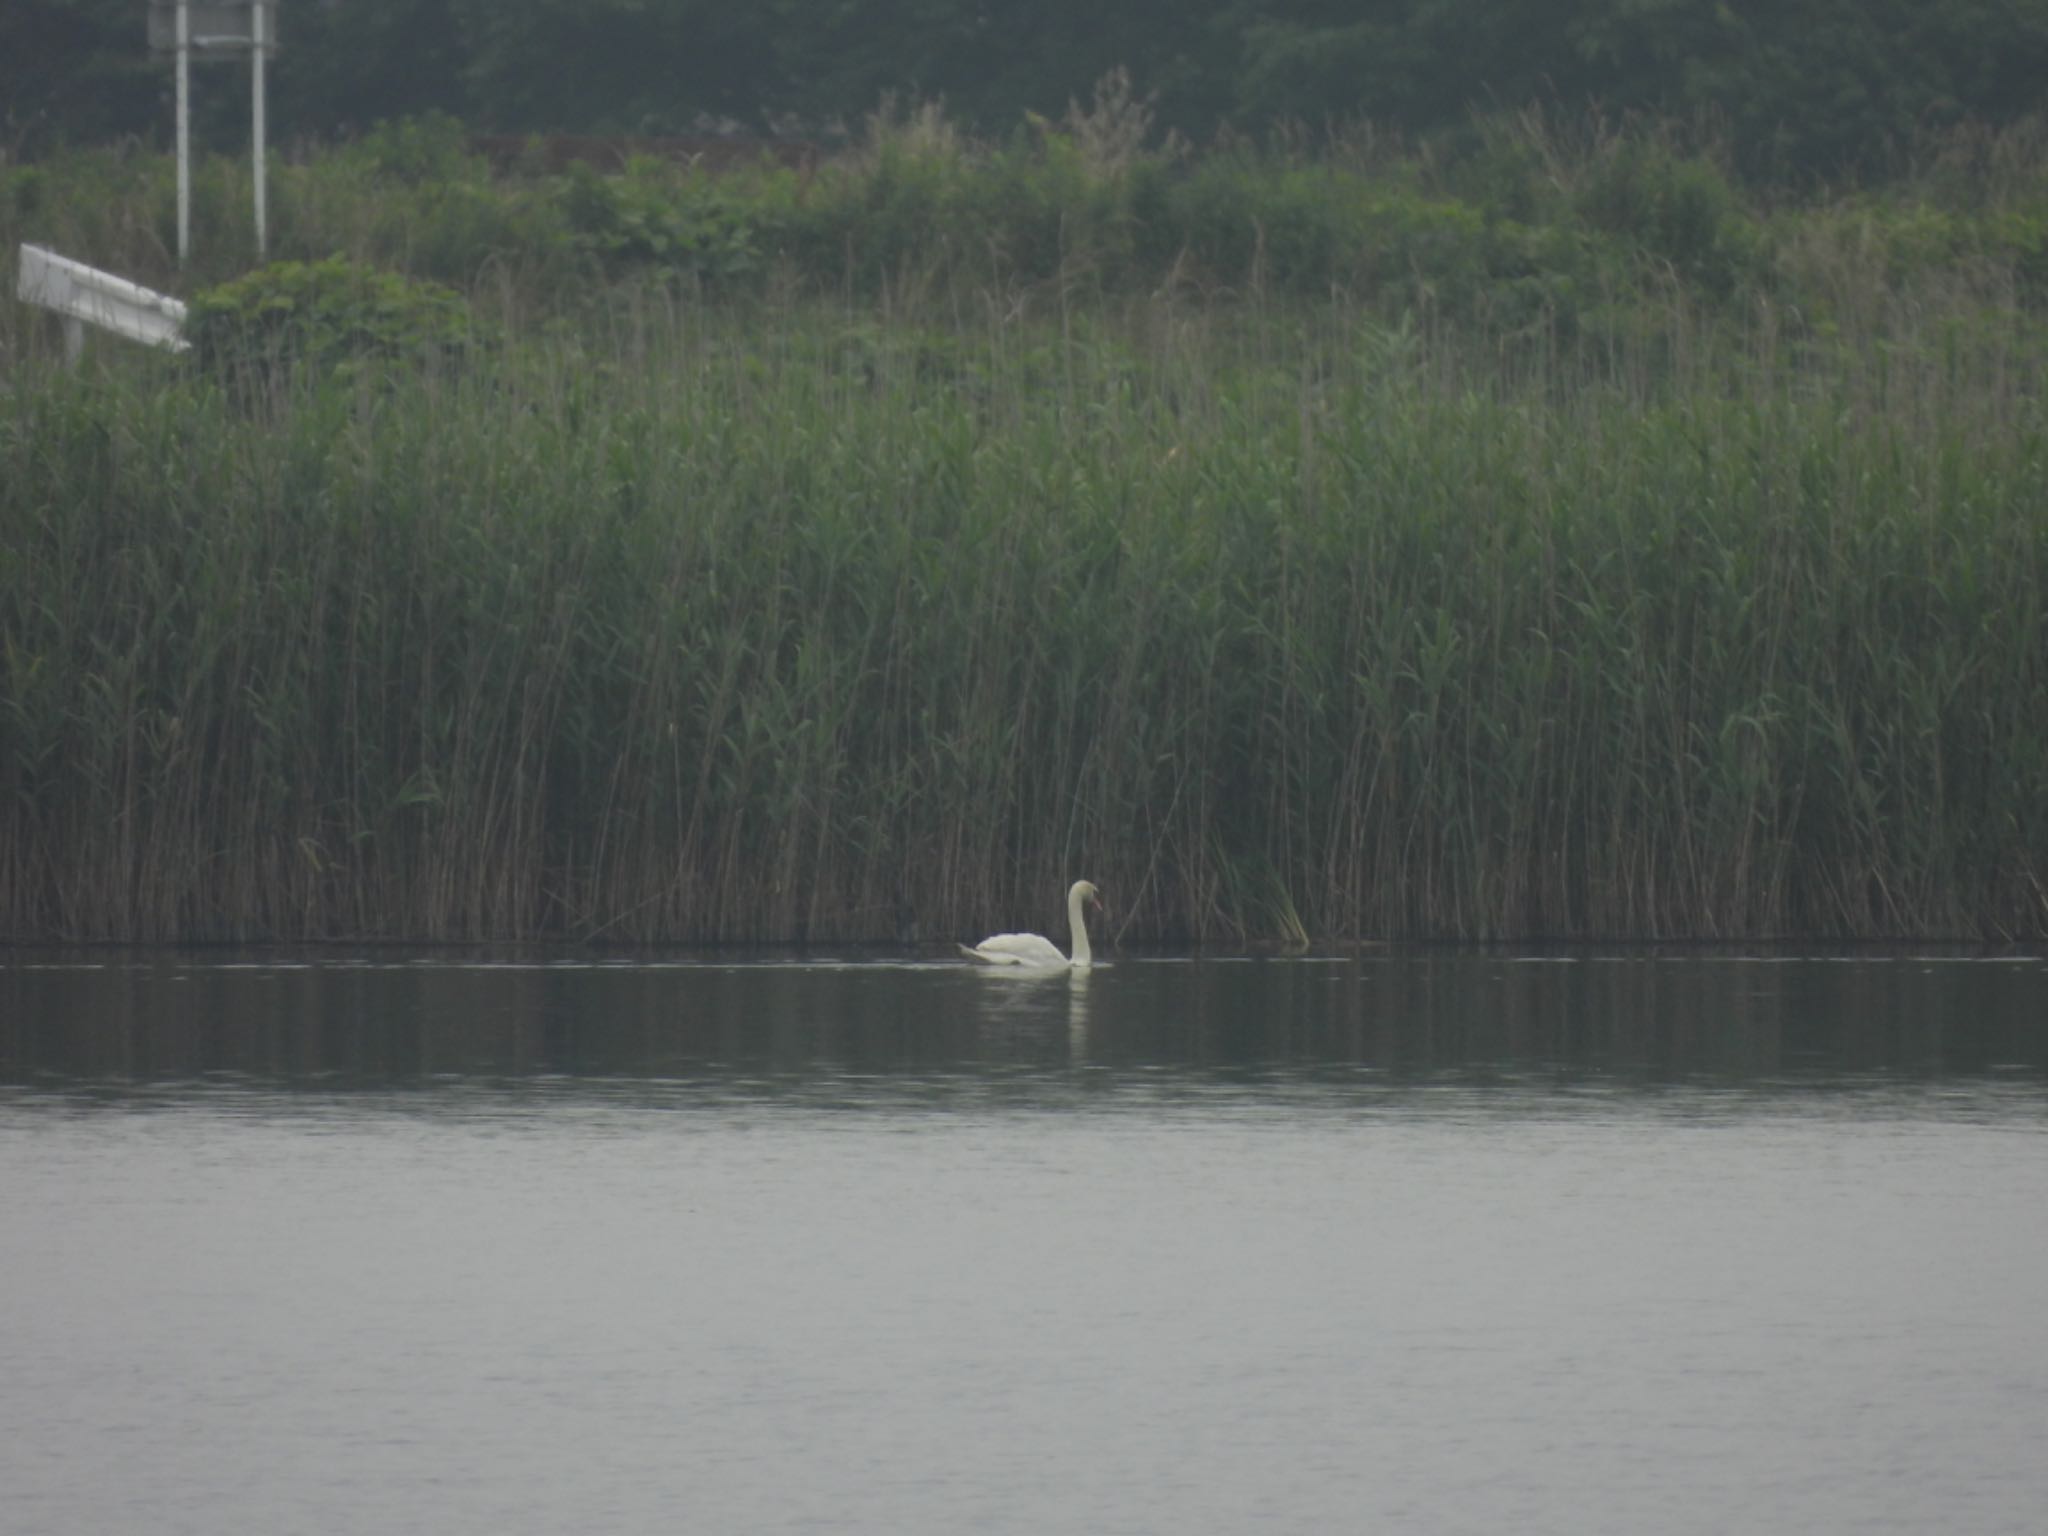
top-left (4, 950), bottom-right (2046, 1536)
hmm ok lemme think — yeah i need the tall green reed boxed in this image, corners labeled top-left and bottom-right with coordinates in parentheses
top-left (2, 294), bottom-right (2043, 942)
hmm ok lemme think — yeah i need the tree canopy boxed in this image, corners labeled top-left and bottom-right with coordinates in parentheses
top-left (7, 0), bottom-right (2046, 177)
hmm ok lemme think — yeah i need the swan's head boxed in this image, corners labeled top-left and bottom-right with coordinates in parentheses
top-left (1070, 879), bottom-right (1101, 910)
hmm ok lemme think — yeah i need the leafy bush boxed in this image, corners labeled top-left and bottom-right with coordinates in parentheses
top-left (6, 105), bottom-right (2047, 366)
top-left (1575, 140), bottom-right (1760, 293)
top-left (183, 256), bottom-right (485, 377)
top-left (340, 112), bottom-right (485, 186)
top-left (1988, 209), bottom-right (2048, 303)
top-left (559, 161), bottom-right (761, 282)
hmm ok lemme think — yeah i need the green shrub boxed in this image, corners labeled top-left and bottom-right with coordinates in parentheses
top-left (1576, 140), bottom-right (1759, 293)
top-left (6, 105), bottom-right (2048, 372)
top-left (1988, 209), bottom-right (2048, 303)
top-left (183, 256), bottom-right (484, 377)
top-left (560, 161), bottom-right (760, 282)
top-left (341, 112), bottom-right (484, 186)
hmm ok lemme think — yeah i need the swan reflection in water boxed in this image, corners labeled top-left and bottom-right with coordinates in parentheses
top-left (964, 958), bottom-right (1093, 1064)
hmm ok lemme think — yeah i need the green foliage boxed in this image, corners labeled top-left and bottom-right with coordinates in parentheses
top-left (182, 257), bottom-right (484, 378)
top-left (12, 1), bottom-right (2048, 180)
top-left (5, 106), bottom-right (2047, 370)
top-left (4, 102), bottom-right (2047, 945)
top-left (342, 112), bottom-right (486, 186)
top-left (561, 162), bottom-right (760, 281)
top-left (1989, 208), bottom-right (2048, 304)
top-left (1573, 139), bottom-right (1760, 292)
top-left (447, 0), bottom-right (779, 133)
top-left (4, 296), bottom-right (2045, 943)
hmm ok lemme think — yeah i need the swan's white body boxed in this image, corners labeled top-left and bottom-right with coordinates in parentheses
top-left (960, 880), bottom-right (1101, 969)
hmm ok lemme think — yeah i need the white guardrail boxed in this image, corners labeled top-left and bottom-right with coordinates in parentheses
top-left (16, 243), bottom-right (191, 360)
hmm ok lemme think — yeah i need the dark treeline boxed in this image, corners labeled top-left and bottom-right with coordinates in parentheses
top-left (7, 0), bottom-right (2047, 179)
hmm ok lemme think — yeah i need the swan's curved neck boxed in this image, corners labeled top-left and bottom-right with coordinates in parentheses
top-left (1068, 886), bottom-right (1094, 968)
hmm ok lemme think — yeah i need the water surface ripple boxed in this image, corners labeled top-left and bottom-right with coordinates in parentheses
top-left (3, 951), bottom-right (2044, 1535)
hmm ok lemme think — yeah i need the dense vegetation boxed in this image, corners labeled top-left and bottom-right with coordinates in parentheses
top-left (8, 0), bottom-right (2048, 180)
top-left (3, 107), bottom-right (2046, 944)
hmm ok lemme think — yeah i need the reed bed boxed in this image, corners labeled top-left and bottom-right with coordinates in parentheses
top-left (3, 290), bottom-right (2044, 944)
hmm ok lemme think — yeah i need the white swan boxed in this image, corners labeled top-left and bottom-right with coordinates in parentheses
top-left (959, 880), bottom-right (1102, 968)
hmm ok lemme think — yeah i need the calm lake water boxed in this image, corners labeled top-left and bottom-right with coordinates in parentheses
top-left (4, 949), bottom-right (2046, 1536)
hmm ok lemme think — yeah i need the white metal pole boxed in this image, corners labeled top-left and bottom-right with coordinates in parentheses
top-left (251, 1), bottom-right (268, 257)
top-left (176, 0), bottom-right (191, 265)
